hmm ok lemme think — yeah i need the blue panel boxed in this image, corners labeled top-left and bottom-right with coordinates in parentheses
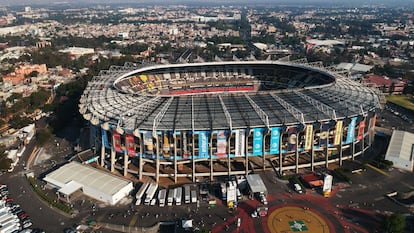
top-left (253, 128), bottom-right (263, 156)
top-left (101, 128), bottom-right (110, 149)
top-left (198, 131), bottom-right (209, 158)
top-left (346, 117), bottom-right (357, 144)
top-left (270, 127), bottom-right (281, 155)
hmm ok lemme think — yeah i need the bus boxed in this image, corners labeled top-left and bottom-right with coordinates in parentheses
top-left (167, 189), bottom-right (174, 206)
top-left (158, 189), bottom-right (167, 207)
top-left (191, 190), bottom-right (197, 203)
top-left (184, 185), bottom-right (191, 204)
top-left (135, 183), bottom-right (150, 205)
top-left (174, 187), bottom-right (182, 206)
top-left (144, 183), bottom-right (159, 205)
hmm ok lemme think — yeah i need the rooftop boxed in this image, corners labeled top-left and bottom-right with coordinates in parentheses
top-left (43, 161), bottom-right (132, 196)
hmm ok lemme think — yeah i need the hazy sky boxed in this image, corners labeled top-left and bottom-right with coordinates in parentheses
top-left (1, 0), bottom-right (414, 7)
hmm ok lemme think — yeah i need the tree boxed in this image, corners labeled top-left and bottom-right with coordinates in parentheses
top-left (389, 82), bottom-right (395, 94)
top-left (380, 213), bottom-right (405, 233)
top-left (36, 128), bottom-right (52, 146)
top-left (0, 145), bottom-right (11, 171)
top-left (9, 115), bottom-right (32, 129)
top-left (26, 71), bottom-right (39, 78)
top-left (29, 89), bottom-right (51, 110)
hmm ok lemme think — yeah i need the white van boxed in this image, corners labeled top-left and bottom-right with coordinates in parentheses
top-left (294, 183), bottom-right (303, 194)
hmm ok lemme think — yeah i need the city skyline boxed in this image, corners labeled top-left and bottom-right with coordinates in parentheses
top-left (1, 0), bottom-right (414, 7)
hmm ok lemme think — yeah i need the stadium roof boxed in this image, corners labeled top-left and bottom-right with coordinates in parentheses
top-left (336, 63), bottom-right (373, 73)
top-left (43, 161), bottom-right (132, 196)
top-left (79, 60), bottom-right (382, 132)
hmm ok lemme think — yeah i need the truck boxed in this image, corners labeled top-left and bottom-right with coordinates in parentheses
top-left (226, 181), bottom-right (237, 208)
top-left (167, 189), bottom-right (174, 206)
top-left (184, 185), bottom-right (191, 204)
top-left (220, 183), bottom-right (227, 201)
top-left (246, 174), bottom-right (268, 205)
top-left (322, 174), bottom-right (333, 197)
top-left (191, 190), bottom-right (197, 203)
top-left (158, 189), bottom-right (167, 207)
top-left (294, 183), bottom-right (303, 194)
top-left (135, 183), bottom-right (150, 205)
top-left (144, 183), bottom-right (158, 205)
top-left (174, 187), bottom-right (182, 206)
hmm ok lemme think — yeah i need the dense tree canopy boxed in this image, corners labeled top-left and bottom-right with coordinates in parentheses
top-left (36, 128), bottom-right (52, 146)
top-left (380, 213), bottom-right (406, 233)
top-left (8, 115), bottom-right (32, 129)
top-left (0, 145), bottom-right (12, 171)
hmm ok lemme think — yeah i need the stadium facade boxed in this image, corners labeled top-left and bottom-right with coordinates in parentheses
top-left (79, 60), bottom-right (383, 182)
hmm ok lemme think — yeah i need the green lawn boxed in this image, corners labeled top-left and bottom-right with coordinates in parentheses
top-left (385, 95), bottom-right (414, 112)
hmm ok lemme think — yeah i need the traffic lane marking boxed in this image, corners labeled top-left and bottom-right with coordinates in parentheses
top-left (129, 214), bottom-right (138, 226)
top-left (364, 164), bottom-right (390, 177)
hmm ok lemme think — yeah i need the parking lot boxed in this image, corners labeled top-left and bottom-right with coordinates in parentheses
top-left (2, 116), bottom-right (414, 233)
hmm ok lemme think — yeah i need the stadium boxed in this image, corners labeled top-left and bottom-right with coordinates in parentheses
top-left (79, 60), bottom-right (383, 183)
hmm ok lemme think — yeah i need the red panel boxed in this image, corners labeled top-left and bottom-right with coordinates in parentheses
top-left (113, 131), bottom-right (122, 153)
top-left (126, 134), bottom-right (135, 157)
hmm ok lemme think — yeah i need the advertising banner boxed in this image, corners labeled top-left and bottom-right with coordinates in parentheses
top-left (320, 123), bottom-right (330, 147)
top-left (112, 131), bottom-right (122, 153)
top-left (287, 127), bottom-right (297, 151)
top-left (346, 117), bottom-right (357, 144)
top-left (253, 128), bottom-right (263, 156)
top-left (235, 129), bottom-right (245, 157)
top-left (143, 131), bottom-right (153, 155)
top-left (334, 120), bottom-right (343, 146)
top-left (162, 133), bottom-right (170, 157)
top-left (198, 131), bottom-right (209, 158)
top-left (101, 128), bottom-right (110, 148)
top-left (217, 130), bottom-right (227, 158)
top-left (270, 127), bottom-right (281, 155)
top-left (125, 134), bottom-right (136, 157)
top-left (182, 132), bottom-right (189, 158)
top-left (304, 125), bottom-right (313, 150)
top-left (357, 119), bottom-right (366, 141)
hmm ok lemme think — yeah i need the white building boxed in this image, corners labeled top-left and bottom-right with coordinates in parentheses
top-left (43, 161), bottom-right (133, 205)
top-left (385, 130), bottom-right (414, 172)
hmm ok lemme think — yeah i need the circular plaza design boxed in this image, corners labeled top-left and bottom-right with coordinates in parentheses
top-left (267, 206), bottom-right (330, 233)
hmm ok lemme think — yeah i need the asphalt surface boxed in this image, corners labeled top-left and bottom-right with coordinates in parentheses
top-left (2, 114), bottom-right (414, 232)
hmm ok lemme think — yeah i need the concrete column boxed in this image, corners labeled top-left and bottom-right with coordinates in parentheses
top-left (123, 152), bottom-right (128, 177)
top-left (351, 140), bottom-right (355, 160)
top-left (100, 143), bottom-right (105, 167)
top-left (138, 134), bottom-right (143, 180)
top-left (279, 133), bottom-right (283, 175)
top-left (227, 132), bottom-right (231, 177)
top-left (361, 133), bottom-right (365, 157)
top-left (174, 133), bottom-right (177, 183)
top-left (210, 132), bottom-right (214, 182)
top-left (155, 134), bottom-right (160, 183)
top-left (192, 132), bottom-right (196, 182)
top-left (325, 132), bottom-right (329, 169)
top-left (245, 131), bottom-right (249, 175)
top-left (295, 132), bottom-right (299, 173)
top-left (339, 130), bottom-right (343, 166)
top-left (110, 148), bottom-right (115, 173)
top-left (262, 133), bottom-right (266, 171)
top-left (310, 132), bottom-right (314, 172)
